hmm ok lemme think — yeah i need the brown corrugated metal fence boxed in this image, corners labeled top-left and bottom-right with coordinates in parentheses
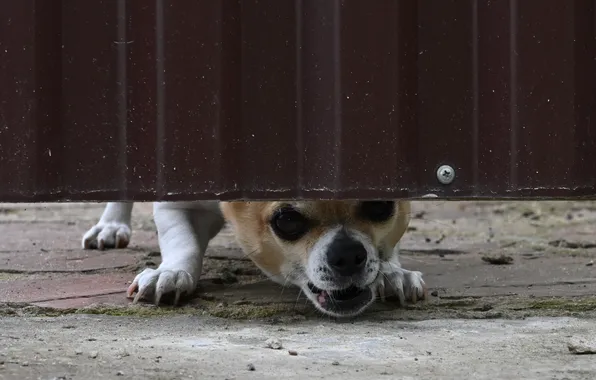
top-left (1, 1), bottom-right (595, 201)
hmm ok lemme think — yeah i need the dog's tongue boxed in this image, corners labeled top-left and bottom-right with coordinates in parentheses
top-left (317, 290), bottom-right (328, 306)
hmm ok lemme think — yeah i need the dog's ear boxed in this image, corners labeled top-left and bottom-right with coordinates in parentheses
top-left (381, 201), bottom-right (411, 249)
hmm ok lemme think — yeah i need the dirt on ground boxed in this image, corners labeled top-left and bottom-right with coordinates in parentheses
top-left (1, 201), bottom-right (596, 379)
top-left (1, 200), bottom-right (596, 320)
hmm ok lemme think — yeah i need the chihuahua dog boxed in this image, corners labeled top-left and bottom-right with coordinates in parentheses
top-left (83, 201), bottom-right (426, 317)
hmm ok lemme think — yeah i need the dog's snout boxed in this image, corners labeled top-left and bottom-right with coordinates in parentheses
top-left (326, 231), bottom-right (367, 276)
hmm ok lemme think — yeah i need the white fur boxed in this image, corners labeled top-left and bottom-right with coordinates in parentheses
top-left (302, 226), bottom-right (425, 317)
top-left (306, 226), bottom-right (379, 291)
top-left (377, 248), bottom-right (426, 306)
top-left (82, 202), bottom-right (133, 250)
top-left (82, 201), bottom-right (425, 312)
top-left (306, 226), bottom-right (341, 290)
top-left (83, 201), bottom-right (224, 305)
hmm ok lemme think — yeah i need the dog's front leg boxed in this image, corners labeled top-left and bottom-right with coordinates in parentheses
top-left (378, 246), bottom-right (427, 305)
top-left (82, 202), bottom-right (134, 250)
top-left (127, 202), bottom-right (224, 306)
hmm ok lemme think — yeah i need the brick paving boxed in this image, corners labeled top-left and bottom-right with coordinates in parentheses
top-left (1, 201), bottom-right (595, 318)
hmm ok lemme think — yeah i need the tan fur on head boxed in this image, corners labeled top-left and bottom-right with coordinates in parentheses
top-left (220, 200), bottom-right (425, 317)
top-left (382, 201), bottom-right (411, 249)
top-left (219, 201), bottom-right (286, 279)
top-left (220, 200), bottom-right (411, 282)
top-left (114, 195), bottom-right (423, 315)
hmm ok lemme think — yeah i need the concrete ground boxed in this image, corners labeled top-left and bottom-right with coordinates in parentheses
top-left (1, 201), bottom-right (596, 379)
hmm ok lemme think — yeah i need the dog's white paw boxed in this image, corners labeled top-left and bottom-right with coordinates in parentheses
top-left (82, 222), bottom-right (131, 250)
top-left (126, 266), bottom-right (196, 306)
top-left (378, 267), bottom-right (427, 305)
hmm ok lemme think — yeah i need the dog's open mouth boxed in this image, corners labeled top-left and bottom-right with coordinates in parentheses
top-left (307, 282), bottom-right (374, 316)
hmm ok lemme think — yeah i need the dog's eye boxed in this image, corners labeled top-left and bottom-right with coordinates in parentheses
top-left (270, 207), bottom-right (310, 241)
top-left (358, 201), bottom-right (395, 223)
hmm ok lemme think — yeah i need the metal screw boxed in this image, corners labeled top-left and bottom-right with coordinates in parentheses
top-left (436, 165), bottom-right (455, 185)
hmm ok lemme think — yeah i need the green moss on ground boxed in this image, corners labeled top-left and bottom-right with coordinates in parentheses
top-left (527, 298), bottom-right (596, 312)
top-left (2, 296), bottom-right (596, 320)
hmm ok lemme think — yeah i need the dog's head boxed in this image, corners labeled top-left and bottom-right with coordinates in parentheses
top-left (220, 200), bottom-right (410, 317)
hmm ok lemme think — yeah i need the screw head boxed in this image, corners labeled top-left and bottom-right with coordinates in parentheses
top-left (436, 165), bottom-right (455, 185)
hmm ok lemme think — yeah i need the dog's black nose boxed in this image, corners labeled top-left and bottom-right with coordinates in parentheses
top-left (326, 230), bottom-right (367, 277)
